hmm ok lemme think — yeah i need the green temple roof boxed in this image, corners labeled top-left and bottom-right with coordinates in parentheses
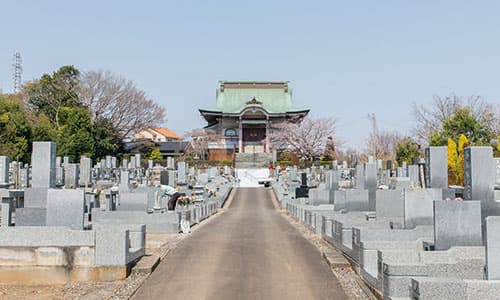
top-left (200, 81), bottom-right (309, 115)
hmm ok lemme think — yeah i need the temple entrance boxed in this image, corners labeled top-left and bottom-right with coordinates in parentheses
top-left (242, 125), bottom-right (266, 153)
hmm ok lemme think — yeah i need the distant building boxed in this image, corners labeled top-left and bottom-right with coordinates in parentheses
top-left (199, 81), bottom-right (309, 160)
top-left (125, 128), bottom-right (187, 157)
top-left (134, 127), bottom-right (182, 142)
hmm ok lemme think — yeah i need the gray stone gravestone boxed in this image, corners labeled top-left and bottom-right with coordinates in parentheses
top-left (464, 146), bottom-right (495, 201)
top-left (135, 154), bottom-right (141, 168)
top-left (365, 163), bottom-right (377, 211)
top-left (404, 188), bottom-right (442, 229)
top-left (105, 156), bottom-right (112, 169)
top-left (79, 156), bottom-right (92, 186)
top-left (122, 159), bottom-right (128, 169)
top-left (355, 164), bottom-right (365, 189)
top-left (64, 163), bottom-right (80, 188)
top-left (376, 190), bottom-right (404, 218)
top-left (130, 156), bottom-right (136, 169)
top-left (119, 171), bottom-right (130, 193)
top-left (408, 165), bottom-right (420, 187)
top-left (111, 156), bottom-right (117, 169)
top-left (0, 156), bottom-right (10, 187)
top-left (177, 162), bottom-right (187, 185)
top-left (425, 146), bottom-right (448, 189)
top-left (486, 216), bottom-right (500, 280)
top-left (46, 189), bottom-right (85, 230)
top-left (433, 200), bottom-right (482, 250)
top-left (168, 170), bottom-right (176, 186)
top-left (31, 142), bottom-right (56, 188)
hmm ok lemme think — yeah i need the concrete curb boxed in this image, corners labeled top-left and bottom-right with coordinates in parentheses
top-left (322, 251), bottom-right (351, 269)
top-left (132, 254), bottom-right (161, 274)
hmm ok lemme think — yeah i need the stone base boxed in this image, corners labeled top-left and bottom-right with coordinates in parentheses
top-left (0, 265), bottom-right (128, 284)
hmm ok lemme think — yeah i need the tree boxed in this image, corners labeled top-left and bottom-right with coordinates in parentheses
top-left (56, 107), bottom-right (94, 161)
top-left (91, 117), bottom-right (121, 161)
top-left (395, 137), bottom-right (420, 165)
top-left (447, 138), bottom-right (458, 185)
top-left (184, 129), bottom-right (219, 160)
top-left (24, 66), bottom-right (80, 129)
top-left (430, 107), bottom-right (495, 146)
top-left (456, 134), bottom-right (468, 186)
top-left (0, 94), bottom-right (32, 162)
top-left (150, 148), bottom-right (162, 161)
top-left (78, 70), bottom-right (166, 139)
top-left (413, 94), bottom-right (498, 145)
top-left (269, 116), bottom-right (339, 160)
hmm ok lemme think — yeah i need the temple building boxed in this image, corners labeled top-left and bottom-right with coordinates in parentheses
top-left (199, 81), bottom-right (309, 160)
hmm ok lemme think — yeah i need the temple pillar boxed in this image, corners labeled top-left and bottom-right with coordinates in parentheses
top-left (265, 120), bottom-right (270, 153)
top-left (238, 119), bottom-right (243, 153)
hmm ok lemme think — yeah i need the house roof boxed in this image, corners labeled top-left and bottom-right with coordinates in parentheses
top-left (151, 128), bottom-right (181, 140)
top-left (157, 141), bottom-right (189, 152)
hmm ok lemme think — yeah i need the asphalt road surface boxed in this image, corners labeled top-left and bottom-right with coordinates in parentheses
top-left (133, 187), bottom-right (347, 300)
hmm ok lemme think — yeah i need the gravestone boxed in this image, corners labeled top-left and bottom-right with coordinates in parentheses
top-left (486, 216), bottom-right (500, 280)
top-left (111, 157), bottom-right (117, 169)
top-left (63, 156), bottom-right (70, 167)
top-left (404, 188), bottom-right (442, 229)
top-left (433, 200), bottom-right (482, 250)
top-left (365, 163), bottom-right (377, 211)
top-left (148, 160), bottom-right (153, 170)
top-left (408, 165), bottom-right (419, 186)
top-left (167, 157), bottom-right (174, 170)
top-left (177, 162), bottom-right (187, 185)
top-left (464, 146), bottom-right (495, 201)
top-left (355, 164), bottom-right (365, 189)
top-left (64, 163), bottom-right (80, 188)
top-left (122, 159), bottom-right (128, 169)
top-left (79, 156), bottom-right (92, 186)
top-left (46, 189), bottom-right (85, 230)
top-left (495, 158), bottom-right (500, 187)
top-left (130, 156), bottom-right (136, 169)
top-left (55, 157), bottom-right (63, 186)
top-left (105, 156), bottom-right (112, 169)
top-left (402, 161), bottom-right (408, 177)
top-left (425, 146), bottom-right (448, 189)
top-left (168, 170), bottom-right (176, 186)
top-left (31, 142), bottom-right (56, 188)
top-left (0, 156), bottom-right (9, 187)
top-left (386, 160), bottom-right (393, 172)
top-left (376, 190), bottom-right (404, 218)
top-left (119, 171), bottom-right (130, 193)
top-left (135, 154), bottom-right (141, 168)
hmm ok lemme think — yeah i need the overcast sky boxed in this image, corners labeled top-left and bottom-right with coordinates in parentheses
top-left (1, 1), bottom-right (499, 148)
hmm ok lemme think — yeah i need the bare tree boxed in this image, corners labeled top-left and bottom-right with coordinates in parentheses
top-left (270, 116), bottom-right (340, 160)
top-left (184, 129), bottom-right (219, 160)
top-left (412, 94), bottom-right (498, 145)
top-left (78, 70), bottom-right (166, 139)
top-left (365, 129), bottom-right (403, 161)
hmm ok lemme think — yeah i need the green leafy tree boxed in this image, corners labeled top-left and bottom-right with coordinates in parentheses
top-left (150, 148), bottom-right (162, 161)
top-left (56, 107), bottom-right (94, 161)
top-left (92, 117), bottom-right (121, 161)
top-left (24, 66), bottom-right (81, 129)
top-left (395, 137), bottom-right (420, 165)
top-left (0, 94), bottom-right (32, 162)
top-left (430, 107), bottom-right (495, 146)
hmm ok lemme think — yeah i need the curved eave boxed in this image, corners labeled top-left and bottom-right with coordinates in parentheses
top-left (199, 109), bottom-right (222, 123)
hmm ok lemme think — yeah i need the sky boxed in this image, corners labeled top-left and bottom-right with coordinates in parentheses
top-left (1, 1), bottom-right (500, 148)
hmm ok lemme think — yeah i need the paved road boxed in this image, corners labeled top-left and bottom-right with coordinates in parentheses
top-left (133, 187), bottom-right (347, 300)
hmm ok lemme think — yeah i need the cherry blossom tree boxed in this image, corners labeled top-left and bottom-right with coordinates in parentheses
top-left (270, 116), bottom-right (339, 160)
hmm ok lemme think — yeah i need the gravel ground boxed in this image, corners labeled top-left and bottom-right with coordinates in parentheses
top-left (277, 204), bottom-right (377, 300)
